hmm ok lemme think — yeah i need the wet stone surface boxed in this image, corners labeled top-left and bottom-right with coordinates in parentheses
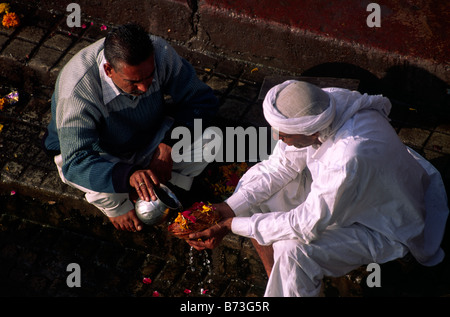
top-left (0, 194), bottom-right (268, 297)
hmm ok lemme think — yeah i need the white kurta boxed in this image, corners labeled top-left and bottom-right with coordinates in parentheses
top-left (226, 89), bottom-right (449, 296)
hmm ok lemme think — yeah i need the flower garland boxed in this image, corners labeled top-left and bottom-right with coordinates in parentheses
top-left (168, 202), bottom-right (221, 239)
top-left (0, 3), bottom-right (20, 29)
top-left (173, 202), bottom-right (216, 230)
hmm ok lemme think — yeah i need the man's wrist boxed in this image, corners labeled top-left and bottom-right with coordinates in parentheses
top-left (223, 217), bottom-right (233, 231)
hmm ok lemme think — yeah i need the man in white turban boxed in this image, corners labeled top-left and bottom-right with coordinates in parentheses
top-left (188, 80), bottom-right (449, 297)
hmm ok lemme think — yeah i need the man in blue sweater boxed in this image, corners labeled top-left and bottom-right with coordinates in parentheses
top-left (44, 23), bottom-right (218, 232)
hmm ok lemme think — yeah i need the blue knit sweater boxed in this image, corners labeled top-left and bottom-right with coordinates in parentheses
top-left (44, 35), bottom-right (218, 193)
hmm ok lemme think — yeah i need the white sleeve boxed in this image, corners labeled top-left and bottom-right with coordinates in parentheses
top-left (226, 141), bottom-right (307, 217)
top-left (232, 157), bottom-right (359, 245)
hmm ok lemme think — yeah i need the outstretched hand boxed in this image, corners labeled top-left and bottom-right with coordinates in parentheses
top-left (186, 202), bottom-right (235, 251)
top-left (186, 218), bottom-right (233, 250)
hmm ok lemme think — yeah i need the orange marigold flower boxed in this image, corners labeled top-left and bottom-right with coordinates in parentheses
top-left (0, 98), bottom-right (5, 111)
top-left (2, 12), bottom-right (20, 28)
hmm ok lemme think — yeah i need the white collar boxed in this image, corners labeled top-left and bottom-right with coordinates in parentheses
top-left (99, 53), bottom-right (122, 105)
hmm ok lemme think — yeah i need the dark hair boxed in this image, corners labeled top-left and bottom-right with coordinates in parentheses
top-left (104, 23), bottom-right (154, 69)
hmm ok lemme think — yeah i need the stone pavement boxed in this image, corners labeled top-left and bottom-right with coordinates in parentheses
top-left (0, 2), bottom-right (449, 298)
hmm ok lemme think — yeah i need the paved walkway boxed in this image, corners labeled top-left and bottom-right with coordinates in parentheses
top-left (0, 2), bottom-right (449, 298)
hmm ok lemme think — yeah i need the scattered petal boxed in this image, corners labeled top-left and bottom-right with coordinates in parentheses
top-left (6, 91), bottom-right (19, 105)
top-left (100, 25), bottom-right (107, 31)
top-left (0, 3), bottom-right (11, 14)
top-left (433, 145), bottom-right (443, 152)
top-left (201, 288), bottom-right (208, 294)
top-left (251, 67), bottom-right (258, 73)
top-left (10, 190), bottom-right (16, 195)
top-left (81, 23), bottom-right (87, 29)
top-left (142, 277), bottom-right (152, 284)
top-left (184, 288), bottom-right (191, 294)
top-left (152, 291), bottom-right (160, 297)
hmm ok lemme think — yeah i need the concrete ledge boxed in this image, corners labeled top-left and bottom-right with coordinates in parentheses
top-left (7, 0), bottom-right (449, 111)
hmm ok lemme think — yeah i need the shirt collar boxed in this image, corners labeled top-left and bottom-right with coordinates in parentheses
top-left (99, 53), bottom-right (123, 105)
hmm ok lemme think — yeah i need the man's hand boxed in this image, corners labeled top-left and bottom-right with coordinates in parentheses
top-left (187, 218), bottom-right (232, 250)
top-left (110, 209), bottom-right (143, 232)
top-left (129, 143), bottom-right (173, 202)
top-left (149, 143), bottom-right (173, 184)
top-left (186, 203), bottom-right (235, 250)
top-left (129, 168), bottom-right (159, 201)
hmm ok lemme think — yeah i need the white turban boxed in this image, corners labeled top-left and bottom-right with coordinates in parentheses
top-left (263, 80), bottom-right (392, 140)
top-left (263, 80), bottom-right (335, 135)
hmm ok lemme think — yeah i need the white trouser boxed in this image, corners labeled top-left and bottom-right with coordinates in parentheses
top-left (266, 225), bottom-right (408, 296)
top-left (54, 127), bottom-right (219, 218)
top-left (245, 169), bottom-right (408, 297)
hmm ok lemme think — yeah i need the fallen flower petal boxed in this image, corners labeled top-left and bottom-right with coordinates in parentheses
top-left (6, 91), bottom-right (19, 104)
top-left (0, 3), bottom-right (11, 14)
top-left (10, 190), bottom-right (15, 195)
top-left (100, 25), bottom-right (107, 31)
top-left (152, 291), bottom-right (160, 297)
top-left (142, 277), bottom-right (152, 284)
top-left (433, 145), bottom-right (443, 152)
top-left (184, 288), bottom-right (191, 294)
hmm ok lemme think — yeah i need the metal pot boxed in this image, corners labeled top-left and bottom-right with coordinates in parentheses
top-left (134, 184), bottom-right (182, 225)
